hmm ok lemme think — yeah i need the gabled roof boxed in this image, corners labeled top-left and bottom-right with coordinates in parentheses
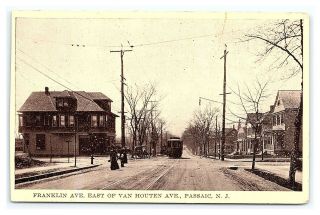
top-left (87, 92), bottom-right (112, 101)
top-left (19, 92), bottom-right (56, 112)
top-left (276, 90), bottom-right (301, 109)
top-left (18, 89), bottom-right (114, 113)
top-left (222, 128), bottom-right (238, 137)
top-left (72, 91), bottom-right (105, 112)
top-left (246, 113), bottom-right (263, 125)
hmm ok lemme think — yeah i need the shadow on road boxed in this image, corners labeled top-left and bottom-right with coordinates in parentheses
top-left (168, 157), bottom-right (190, 160)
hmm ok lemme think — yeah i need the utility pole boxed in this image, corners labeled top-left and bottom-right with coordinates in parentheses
top-left (74, 115), bottom-right (77, 167)
top-left (160, 123), bottom-right (163, 153)
top-left (215, 115), bottom-right (218, 159)
top-left (66, 140), bottom-right (71, 163)
top-left (218, 124), bottom-right (221, 160)
top-left (110, 45), bottom-right (133, 148)
top-left (50, 135), bottom-right (52, 163)
top-left (219, 44), bottom-right (230, 161)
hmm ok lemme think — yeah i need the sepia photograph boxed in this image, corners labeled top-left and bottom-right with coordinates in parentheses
top-left (10, 11), bottom-right (309, 203)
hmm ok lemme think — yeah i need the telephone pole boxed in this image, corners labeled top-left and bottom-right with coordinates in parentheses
top-left (219, 44), bottom-right (230, 161)
top-left (110, 45), bottom-right (133, 148)
top-left (215, 115), bottom-right (218, 159)
top-left (147, 100), bottom-right (158, 156)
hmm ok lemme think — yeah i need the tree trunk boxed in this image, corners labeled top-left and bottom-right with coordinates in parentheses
top-left (261, 138), bottom-right (264, 161)
top-left (289, 92), bottom-right (302, 189)
top-left (252, 137), bottom-right (257, 170)
top-left (289, 18), bottom-right (303, 190)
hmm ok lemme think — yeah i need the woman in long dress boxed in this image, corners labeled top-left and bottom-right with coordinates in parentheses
top-left (110, 149), bottom-right (119, 170)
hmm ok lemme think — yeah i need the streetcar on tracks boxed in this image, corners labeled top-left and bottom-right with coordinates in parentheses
top-left (166, 137), bottom-right (183, 158)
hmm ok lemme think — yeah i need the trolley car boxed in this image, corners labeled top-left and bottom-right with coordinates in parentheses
top-left (167, 137), bottom-right (183, 158)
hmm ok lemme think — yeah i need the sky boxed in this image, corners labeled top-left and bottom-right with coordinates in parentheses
top-left (14, 13), bottom-right (302, 137)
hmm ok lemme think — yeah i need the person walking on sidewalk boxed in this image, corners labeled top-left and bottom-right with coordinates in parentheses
top-left (109, 146), bottom-right (119, 170)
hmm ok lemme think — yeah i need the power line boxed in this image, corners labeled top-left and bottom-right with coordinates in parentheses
top-left (16, 48), bottom-right (80, 90)
top-left (16, 57), bottom-right (94, 103)
top-left (133, 33), bottom-right (217, 47)
top-left (17, 37), bottom-right (131, 49)
top-left (18, 27), bottom-right (249, 50)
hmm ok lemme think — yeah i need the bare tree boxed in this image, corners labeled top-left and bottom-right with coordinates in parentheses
top-left (125, 84), bottom-right (156, 149)
top-left (245, 19), bottom-right (303, 187)
top-left (183, 106), bottom-right (219, 156)
top-left (125, 83), bottom-right (166, 157)
top-left (229, 80), bottom-right (270, 169)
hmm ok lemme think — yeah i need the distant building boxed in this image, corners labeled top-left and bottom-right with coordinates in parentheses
top-left (236, 113), bottom-right (264, 155)
top-left (236, 90), bottom-right (302, 156)
top-left (216, 127), bottom-right (238, 155)
top-left (271, 90), bottom-right (302, 156)
top-left (261, 108), bottom-right (274, 155)
top-left (18, 87), bottom-right (118, 156)
top-left (235, 121), bottom-right (246, 155)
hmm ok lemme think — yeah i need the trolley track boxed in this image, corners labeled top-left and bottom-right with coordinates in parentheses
top-left (101, 159), bottom-right (178, 190)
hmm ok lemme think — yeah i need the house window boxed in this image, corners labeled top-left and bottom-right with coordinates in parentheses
top-left (69, 115), bottom-right (74, 127)
top-left (52, 115), bottom-right (58, 127)
top-left (44, 115), bottom-right (50, 126)
top-left (60, 115), bottom-right (65, 127)
top-left (91, 115), bottom-right (98, 127)
top-left (25, 115), bottom-right (31, 127)
top-left (35, 115), bottom-right (41, 126)
top-left (19, 116), bottom-right (24, 126)
top-left (277, 100), bottom-right (281, 106)
top-left (99, 115), bottom-right (104, 127)
top-left (36, 134), bottom-right (46, 150)
top-left (280, 113), bottom-right (284, 124)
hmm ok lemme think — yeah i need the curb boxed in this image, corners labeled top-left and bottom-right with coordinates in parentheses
top-left (15, 164), bottom-right (100, 185)
top-left (245, 168), bottom-right (302, 191)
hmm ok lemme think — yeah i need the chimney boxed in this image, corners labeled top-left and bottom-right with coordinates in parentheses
top-left (270, 105), bottom-right (274, 112)
top-left (45, 87), bottom-right (50, 95)
top-left (237, 119), bottom-right (241, 130)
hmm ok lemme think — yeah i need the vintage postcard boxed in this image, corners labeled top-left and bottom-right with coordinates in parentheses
top-left (10, 11), bottom-right (309, 203)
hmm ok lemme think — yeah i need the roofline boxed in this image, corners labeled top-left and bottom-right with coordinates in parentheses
top-left (277, 89), bottom-right (301, 91)
top-left (18, 110), bottom-right (114, 113)
top-left (92, 98), bottom-right (113, 102)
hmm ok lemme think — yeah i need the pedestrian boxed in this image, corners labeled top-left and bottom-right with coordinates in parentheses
top-left (109, 146), bottom-right (119, 170)
top-left (118, 148), bottom-right (125, 167)
top-left (123, 147), bottom-right (128, 164)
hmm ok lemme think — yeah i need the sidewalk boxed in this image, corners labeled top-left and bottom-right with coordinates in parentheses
top-left (207, 155), bottom-right (302, 184)
top-left (15, 156), bottom-right (107, 181)
top-left (254, 163), bottom-right (302, 184)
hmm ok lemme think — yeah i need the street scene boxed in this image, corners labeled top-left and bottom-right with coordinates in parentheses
top-left (14, 13), bottom-right (305, 192)
top-left (16, 147), bottom-right (297, 191)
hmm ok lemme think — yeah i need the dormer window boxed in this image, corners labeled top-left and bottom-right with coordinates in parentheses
top-left (56, 98), bottom-right (70, 108)
top-left (57, 99), bottom-right (63, 107)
